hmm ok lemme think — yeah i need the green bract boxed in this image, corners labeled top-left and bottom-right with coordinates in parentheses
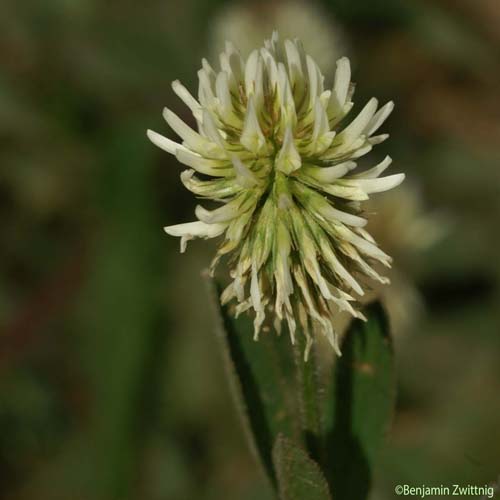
top-left (148, 32), bottom-right (404, 357)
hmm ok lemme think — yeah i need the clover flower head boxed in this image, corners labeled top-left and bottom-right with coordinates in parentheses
top-left (148, 32), bottom-right (404, 358)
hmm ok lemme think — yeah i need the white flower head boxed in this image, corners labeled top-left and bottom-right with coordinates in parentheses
top-left (148, 32), bottom-right (404, 358)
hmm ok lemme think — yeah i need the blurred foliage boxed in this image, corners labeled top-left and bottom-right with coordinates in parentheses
top-left (1, 0), bottom-right (499, 499)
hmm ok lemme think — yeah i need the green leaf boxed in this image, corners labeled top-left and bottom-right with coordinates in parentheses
top-left (325, 302), bottom-right (396, 500)
top-left (292, 337), bottom-right (324, 466)
top-left (208, 279), bottom-right (300, 488)
top-left (273, 434), bottom-right (332, 500)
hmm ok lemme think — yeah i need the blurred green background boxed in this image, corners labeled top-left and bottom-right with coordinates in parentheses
top-left (1, 1), bottom-right (499, 499)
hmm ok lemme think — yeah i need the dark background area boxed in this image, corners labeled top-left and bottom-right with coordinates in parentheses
top-left (1, 1), bottom-right (499, 499)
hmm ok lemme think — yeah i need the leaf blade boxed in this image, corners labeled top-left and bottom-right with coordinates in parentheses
top-left (293, 338), bottom-right (325, 467)
top-left (325, 301), bottom-right (396, 500)
top-left (208, 279), bottom-right (300, 487)
top-left (273, 434), bottom-right (332, 500)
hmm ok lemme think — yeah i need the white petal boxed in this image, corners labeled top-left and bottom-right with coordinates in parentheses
top-left (323, 183), bottom-right (369, 201)
top-left (284, 39), bottom-right (303, 84)
top-left (164, 220), bottom-right (226, 252)
top-left (345, 245), bottom-right (391, 284)
top-left (253, 57), bottom-right (264, 108)
top-left (250, 264), bottom-right (262, 312)
top-left (147, 129), bottom-right (187, 155)
top-left (275, 126), bottom-right (301, 174)
top-left (364, 101), bottom-right (394, 137)
top-left (319, 204), bottom-right (367, 227)
top-left (337, 226), bottom-right (390, 262)
top-left (312, 101), bottom-right (328, 142)
top-left (351, 156), bottom-right (392, 179)
top-left (171, 80), bottom-right (202, 122)
top-left (197, 68), bottom-right (216, 107)
top-left (319, 239), bottom-right (364, 295)
top-left (164, 220), bottom-right (225, 238)
top-left (319, 89), bottom-right (331, 108)
top-left (221, 41), bottom-right (244, 83)
top-left (274, 223), bottom-right (294, 316)
top-left (303, 161), bottom-right (356, 183)
top-left (311, 101), bottom-right (335, 153)
top-left (231, 156), bottom-right (259, 188)
top-left (293, 266), bottom-right (324, 320)
top-left (293, 181), bottom-right (367, 227)
top-left (163, 108), bottom-right (205, 149)
top-left (215, 71), bottom-right (233, 119)
top-left (195, 193), bottom-right (256, 224)
top-left (195, 204), bottom-right (239, 224)
top-left (306, 54), bottom-right (322, 107)
top-left (201, 58), bottom-right (216, 81)
top-left (176, 150), bottom-right (230, 177)
top-left (201, 109), bottom-right (224, 148)
top-left (278, 62), bottom-right (294, 114)
top-left (226, 41), bottom-right (244, 73)
top-left (333, 57), bottom-right (351, 107)
top-left (245, 50), bottom-right (260, 96)
top-left (337, 97), bottom-right (378, 146)
top-left (356, 227), bottom-right (376, 244)
top-left (349, 173), bottom-right (405, 194)
top-left (369, 133), bottom-right (389, 145)
top-left (240, 96), bottom-right (266, 154)
top-left (350, 143), bottom-right (373, 159)
top-left (220, 282), bottom-right (236, 305)
top-left (180, 170), bottom-right (240, 198)
top-left (260, 48), bottom-right (279, 91)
